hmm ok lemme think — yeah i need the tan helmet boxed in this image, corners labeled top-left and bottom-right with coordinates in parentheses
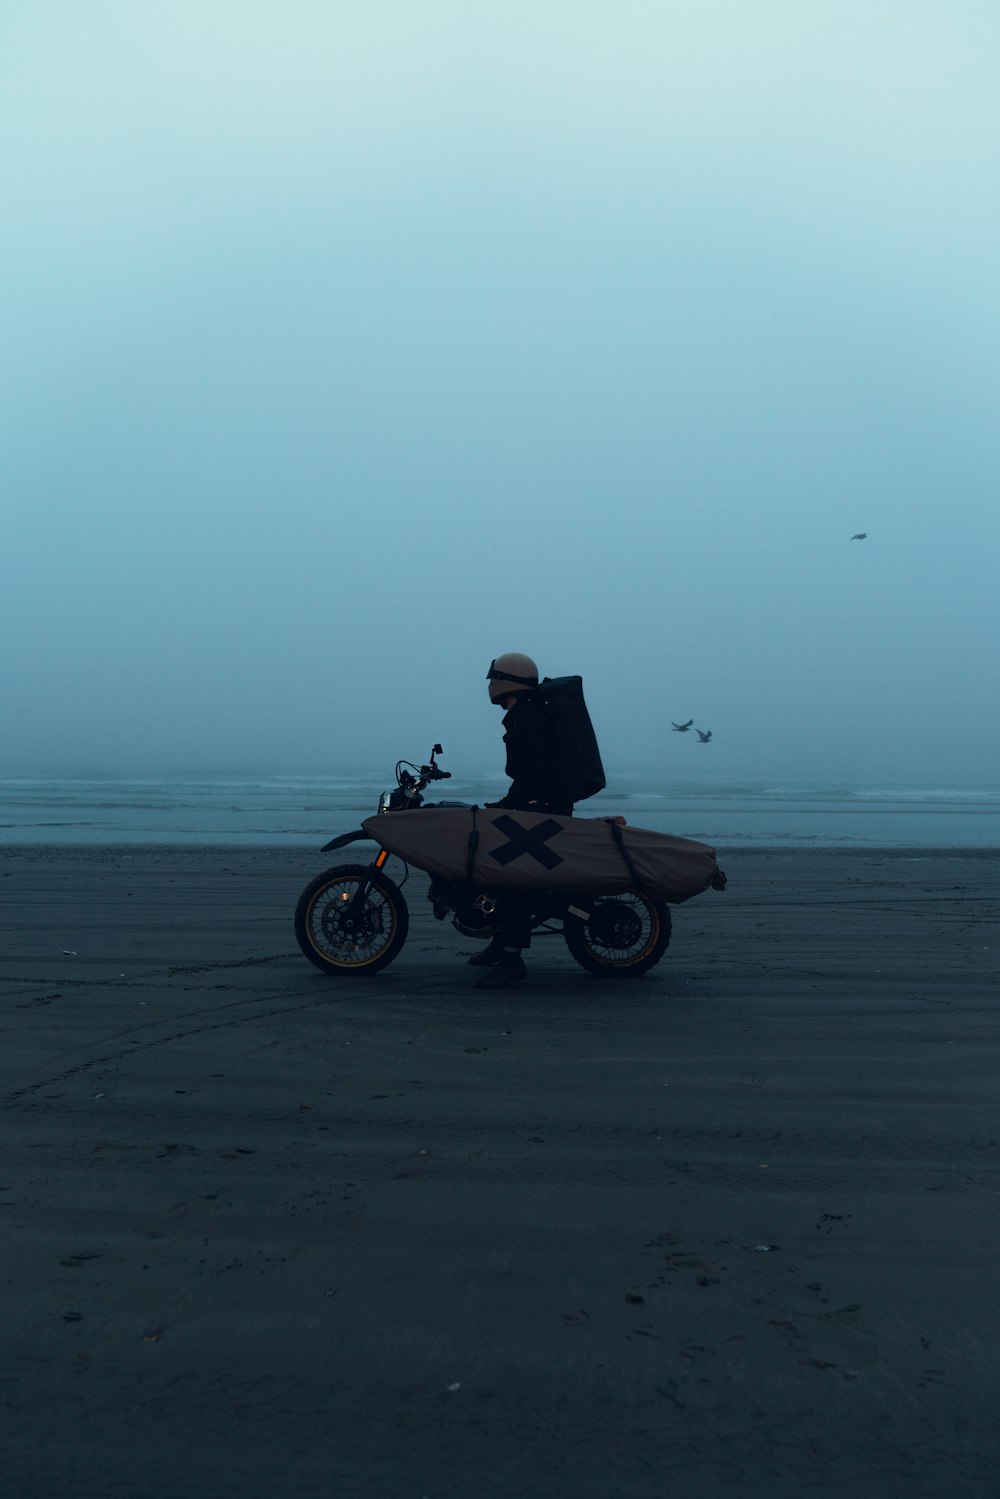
top-left (486, 652), bottom-right (539, 704)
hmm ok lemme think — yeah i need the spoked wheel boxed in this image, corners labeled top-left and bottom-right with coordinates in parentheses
top-left (294, 863), bottom-right (409, 976)
top-left (564, 892), bottom-right (671, 977)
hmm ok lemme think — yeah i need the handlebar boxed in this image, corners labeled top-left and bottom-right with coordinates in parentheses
top-left (393, 746), bottom-right (451, 799)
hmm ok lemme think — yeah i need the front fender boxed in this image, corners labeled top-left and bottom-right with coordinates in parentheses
top-left (320, 828), bottom-right (371, 853)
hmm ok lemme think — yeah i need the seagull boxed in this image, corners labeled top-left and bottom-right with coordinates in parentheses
top-left (850, 532), bottom-right (867, 540)
top-left (695, 729), bottom-right (712, 743)
top-left (671, 720), bottom-right (693, 732)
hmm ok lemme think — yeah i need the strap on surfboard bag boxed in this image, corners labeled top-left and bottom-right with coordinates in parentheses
top-left (465, 807), bottom-right (480, 885)
top-left (608, 819), bottom-right (646, 893)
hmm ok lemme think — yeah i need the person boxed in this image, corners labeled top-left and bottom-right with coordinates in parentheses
top-left (469, 652), bottom-right (574, 989)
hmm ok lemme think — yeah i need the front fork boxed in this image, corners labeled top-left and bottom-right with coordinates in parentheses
top-left (345, 847), bottom-right (391, 919)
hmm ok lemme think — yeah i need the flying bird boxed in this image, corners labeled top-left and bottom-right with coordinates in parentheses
top-left (850, 532), bottom-right (867, 540)
top-left (671, 720), bottom-right (693, 732)
top-left (696, 729), bottom-right (712, 743)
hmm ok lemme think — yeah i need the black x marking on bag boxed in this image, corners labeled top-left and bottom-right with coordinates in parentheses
top-left (489, 815), bottom-right (565, 870)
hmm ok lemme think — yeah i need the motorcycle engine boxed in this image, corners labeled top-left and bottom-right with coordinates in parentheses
top-left (427, 879), bottom-right (499, 939)
top-left (451, 902), bottom-right (498, 939)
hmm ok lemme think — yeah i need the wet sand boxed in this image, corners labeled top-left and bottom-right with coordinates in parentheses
top-left (2, 843), bottom-right (998, 1498)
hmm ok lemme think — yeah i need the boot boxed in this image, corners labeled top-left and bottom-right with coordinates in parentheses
top-left (467, 936), bottom-right (507, 967)
top-left (475, 951), bottom-right (527, 989)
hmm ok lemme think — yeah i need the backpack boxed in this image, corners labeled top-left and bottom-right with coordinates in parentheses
top-left (536, 676), bottom-right (606, 803)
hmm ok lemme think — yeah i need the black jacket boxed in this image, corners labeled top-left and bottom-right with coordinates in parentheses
top-left (497, 694), bottom-right (573, 815)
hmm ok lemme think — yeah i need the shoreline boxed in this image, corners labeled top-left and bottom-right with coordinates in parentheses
top-left (1, 839), bottom-right (998, 854)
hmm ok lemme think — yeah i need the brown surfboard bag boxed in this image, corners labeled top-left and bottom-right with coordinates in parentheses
top-left (360, 807), bottom-right (722, 905)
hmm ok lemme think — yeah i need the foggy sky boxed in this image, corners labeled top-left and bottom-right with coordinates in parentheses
top-left (4, 1), bottom-right (999, 786)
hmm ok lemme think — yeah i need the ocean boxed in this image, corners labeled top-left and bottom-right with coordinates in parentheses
top-left (1, 774), bottom-right (998, 848)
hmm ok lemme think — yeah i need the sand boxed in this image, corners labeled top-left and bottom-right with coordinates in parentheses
top-left (1, 842), bottom-right (998, 1498)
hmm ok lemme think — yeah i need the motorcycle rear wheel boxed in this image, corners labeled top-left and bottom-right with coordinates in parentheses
top-left (295, 863), bottom-right (409, 976)
top-left (564, 892), bottom-right (671, 977)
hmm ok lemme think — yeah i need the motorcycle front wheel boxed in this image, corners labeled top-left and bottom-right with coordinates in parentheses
top-left (564, 892), bottom-right (671, 977)
top-left (295, 863), bottom-right (409, 976)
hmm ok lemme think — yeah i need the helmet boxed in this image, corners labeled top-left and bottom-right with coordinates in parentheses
top-left (486, 652), bottom-right (539, 704)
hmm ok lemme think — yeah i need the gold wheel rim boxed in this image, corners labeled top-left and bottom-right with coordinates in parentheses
top-left (586, 899), bottom-right (660, 967)
top-left (306, 879), bottom-right (397, 968)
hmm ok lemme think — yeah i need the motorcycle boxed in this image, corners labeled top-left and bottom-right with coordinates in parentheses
top-left (294, 744), bottom-right (688, 980)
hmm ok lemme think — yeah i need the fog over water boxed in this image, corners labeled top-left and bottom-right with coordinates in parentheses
top-left (4, 2), bottom-right (998, 789)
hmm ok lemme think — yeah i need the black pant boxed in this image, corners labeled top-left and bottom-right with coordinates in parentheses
top-left (496, 891), bottom-right (533, 950)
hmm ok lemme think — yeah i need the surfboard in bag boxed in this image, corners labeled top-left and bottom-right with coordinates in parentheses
top-left (361, 806), bottom-right (722, 905)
